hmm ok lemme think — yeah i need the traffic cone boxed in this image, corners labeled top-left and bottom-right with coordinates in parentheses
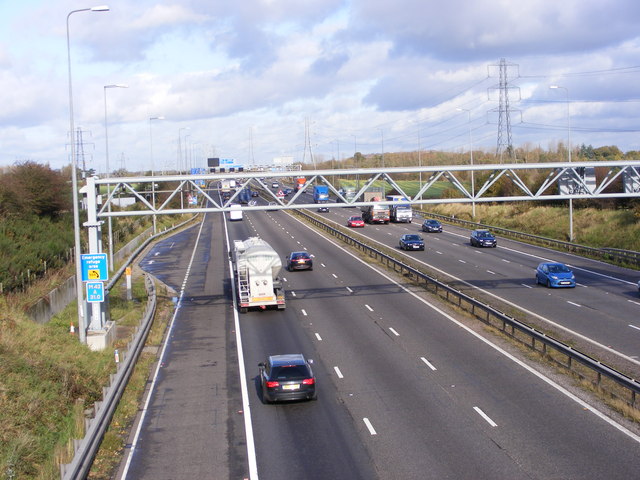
top-left (70, 322), bottom-right (75, 334)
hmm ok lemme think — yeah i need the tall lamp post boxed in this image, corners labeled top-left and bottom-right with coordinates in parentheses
top-left (149, 116), bottom-right (164, 234)
top-left (67, 5), bottom-right (110, 343)
top-left (103, 84), bottom-right (127, 272)
top-left (178, 127), bottom-right (189, 173)
top-left (457, 108), bottom-right (475, 218)
top-left (550, 85), bottom-right (573, 241)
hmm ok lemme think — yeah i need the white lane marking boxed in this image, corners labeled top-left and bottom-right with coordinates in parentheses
top-left (301, 309), bottom-right (308, 316)
top-left (629, 300), bottom-right (640, 306)
top-left (291, 291), bottom-right (296, 297)
top-left (389, 327), bottom-right (400, 336)
top-left (334, 366), bottom-right (344, 378)
top-left (567, 301), bottom-right (581, 307)
top-left (332, 273), bottom-right (338, 278)
top-left (474, 407), bottom-right (498, 427)
top-left (521, 284), bottom-right (533, 289)
top-left (502, 259), bottom-right (510, 263)
top-left (459, 260), bottom-right (466, 264)
top-left (321, 263), bottom-right (326, 267)
top-left (420, 357), bottom-right (437, 371)
top-left (629, 325), bottom-right (640, 332)
top-left (436, 251), bottom-right (443, 255)
top-left (315, 332), bottom-right (322, 341)
top-left (365, 304), bottom-right (374, 312)
top-left (363, 418), bottom-right (377, 435)
top-left (487, 270), bottom-right (495, 275)
top-left (346, 286), bottom-right (353, 293)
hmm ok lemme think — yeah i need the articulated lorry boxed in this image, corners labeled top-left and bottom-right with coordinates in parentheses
top-left (386, 195), bottom-right (413, 223)
top-left (232, 237), bottom-right (285, 313)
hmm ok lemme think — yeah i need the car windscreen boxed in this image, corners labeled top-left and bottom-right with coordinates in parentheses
top-left (270, 365), bottom-right (311, 380)
top-left (548, 264), bottom-right (570, 273)
top-left (405, 235), bottom-right (421, 241)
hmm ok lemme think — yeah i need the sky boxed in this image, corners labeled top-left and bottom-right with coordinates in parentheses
top-left (1, 0), bottom-right (640, 174)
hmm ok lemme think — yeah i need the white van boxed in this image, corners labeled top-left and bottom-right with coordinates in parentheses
top-left (229, 204), bottom-right (243, 221)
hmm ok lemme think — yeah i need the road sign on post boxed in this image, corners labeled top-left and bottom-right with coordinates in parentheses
top-left (81, 253), bottom-right (109, 282)
top-left (86, 281), bottom-right (105, 303)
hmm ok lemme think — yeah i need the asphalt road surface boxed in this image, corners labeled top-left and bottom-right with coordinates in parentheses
top-left (119, 199), bottom-right (640, 479)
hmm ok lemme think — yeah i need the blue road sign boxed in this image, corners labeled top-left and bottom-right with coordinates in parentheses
top-left (86, 281), bottom-right (105, 303)
top-left (81, 253), bottom-right (108, 282)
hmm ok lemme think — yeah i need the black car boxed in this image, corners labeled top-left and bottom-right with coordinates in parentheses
top-left (421, 219), bottom-right (442, 233)
top-left (399, 234), bottom-right (425, 251)
top-left (251, 190), bottom-right (259, 197)
top-left (283, 188), bottom-right (293, 196)
top-left (286, 251), bottom-right (313, 271)
top-left (317, 206), bottom-right (329, 212)
top-left (258, 354), bottom-right (316, 403)
top-left (470, 229), bottom-right (497, 247)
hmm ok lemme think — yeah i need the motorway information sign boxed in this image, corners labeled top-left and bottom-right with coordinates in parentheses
top-left (86, 281), bottom-right (105, 303)
top-left (81, 253), bottom-right (109, 282)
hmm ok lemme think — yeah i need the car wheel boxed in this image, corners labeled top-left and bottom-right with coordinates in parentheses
top-left (547, 279), bottom-right (551, 288)
top-left (240, 307), bottom-right (248, 314)
top-left (309, 266), bottom-right (313, 271)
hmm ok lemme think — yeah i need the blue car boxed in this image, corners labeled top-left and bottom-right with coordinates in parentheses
top-left (399, 234), bottom-right (425, 251)
top-left (536, 262), bottom-right (575, 288)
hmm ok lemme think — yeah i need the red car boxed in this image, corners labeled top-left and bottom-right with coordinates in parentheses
top-left (347, 215), bottom-right (365, 228)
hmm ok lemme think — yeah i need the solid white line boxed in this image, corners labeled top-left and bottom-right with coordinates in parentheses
top-left (502, 259), bottom-right (511, 263)
top-left (301, 309), bottom-right (307, 316)
top-left (420, 357), bottom-right (437, 371)
top-left (389, 327), bottom-right (400, 336)
top-left (629, 325), bottom-right (640, 331)
top-left (363, 418), bottom-right (377, 435)
top-left (521, 284), bottom-right (532, 289)
top-left (487, 270), bottom-right (495, 275)
top-left (567, 301), bottom-right (582, 307)
top-left (628, 300), bottom-right (640, 306)
top-left (365, 304), bottom-right (373, 312)
top-left (474, 406), bottom-right (498, 427)
top-left (334, 366), bottom-right (344, 378)
top-left (315, 332), bottom-right (322, 341)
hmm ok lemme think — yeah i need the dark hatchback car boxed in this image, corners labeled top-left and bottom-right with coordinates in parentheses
top-left (399, 234), bottom-right (425, 251)
top-left (470, 229), bottom-right (497, 248)
top-left (421, 219), bottom-right (443, 233)
top-left (259, 354), bottom-right (317, 403)
top-left (286, 251), bottom-right (313, 271)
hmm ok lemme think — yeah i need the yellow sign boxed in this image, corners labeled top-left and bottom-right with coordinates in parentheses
top-left (125, 267), bottom-right (132, 276)
top-left (88, 269), bottom-right (101, 280)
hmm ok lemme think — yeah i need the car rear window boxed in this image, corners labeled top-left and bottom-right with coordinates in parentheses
top-left (271, 365), bottom-right (311, 380)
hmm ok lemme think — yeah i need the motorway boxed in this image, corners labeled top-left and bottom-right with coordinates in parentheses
top-left (119, 190), bottom-right (640, 479)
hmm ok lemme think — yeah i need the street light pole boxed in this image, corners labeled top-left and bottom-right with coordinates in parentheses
top-left (149, 116), bottom-right (164, 234)
top-left (550, 85), bottom-right (573, 241)
top-left (67, 5), bottom-right (109, 343)
top-left (378, 128), bottom-right (384, 167)
top-left (103, 84), bottom-right (127, 272)
top-left (178, 127), bottom-right (189, 174)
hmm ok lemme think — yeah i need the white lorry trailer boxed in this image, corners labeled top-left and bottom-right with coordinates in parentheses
top-left (232, 237), bottom-right (285, 313)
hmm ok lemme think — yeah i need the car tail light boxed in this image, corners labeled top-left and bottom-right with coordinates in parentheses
top-left (302, 378), bottom-right (315, 385)
top-left (266, 381), bottom-right (279, 388)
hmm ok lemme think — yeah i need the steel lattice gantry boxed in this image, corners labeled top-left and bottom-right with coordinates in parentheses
top-left (87, 160), bottom-right (640, 218)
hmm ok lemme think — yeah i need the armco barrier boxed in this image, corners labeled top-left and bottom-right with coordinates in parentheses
top-left (60, 275), bottom-right (156, 479)
top-left (417, 211), bottom-right (640, 269)
top-left (298, 210), bottom-right (640, 410)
